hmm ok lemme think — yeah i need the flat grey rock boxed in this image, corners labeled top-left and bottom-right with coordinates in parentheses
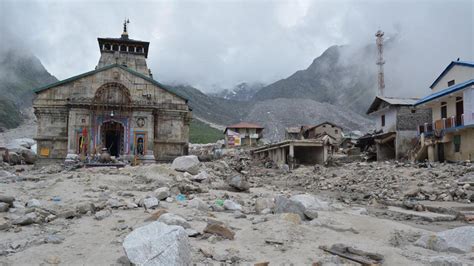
top-left (123, 221), bottom-right (191, 266)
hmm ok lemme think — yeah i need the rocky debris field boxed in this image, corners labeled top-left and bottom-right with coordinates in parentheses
top-left (0, 151), bottom-right (473, 265)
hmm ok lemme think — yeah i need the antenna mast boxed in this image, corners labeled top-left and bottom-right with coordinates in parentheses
top-left (375, 30), bottom-right (385, 96)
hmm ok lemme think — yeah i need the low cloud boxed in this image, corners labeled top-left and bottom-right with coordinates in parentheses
top-left (0, 0), bottom-right (472, 94)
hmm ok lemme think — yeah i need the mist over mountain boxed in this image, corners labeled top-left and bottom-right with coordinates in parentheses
top-left (253, 44), bottom-right (378, 115)
top-left (211, 82), bottom-right (264, 101)
top-left (0, 49), bottom-right (57, 129)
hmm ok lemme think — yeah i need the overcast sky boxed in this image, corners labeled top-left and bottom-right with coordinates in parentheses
top-left (1, 0), bottom-right (473, 95)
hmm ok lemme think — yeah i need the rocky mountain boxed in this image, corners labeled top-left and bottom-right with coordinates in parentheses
top-left (211, 82), bottom-right (264, 101)
top-left (253, 44), bottom-right (378, 115)
top-left (245, 98), bottom-right (372, 141)
top-left (168, 85), bottom-right (252, 126)
top-left (0, 49), bottom-right (57, 129)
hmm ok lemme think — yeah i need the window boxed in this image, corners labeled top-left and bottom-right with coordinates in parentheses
top-left (448, 80), bottom-right (455, 86)
top-left (381, 115), bottom-right (385, 127)
top-left (411, 109), bottom-right (416, 113)
top-left (120, 45), bottom-right (127, 52)
top-left (136, 46), bottom-right (143, 53)
top-left (441, 103), bottom-right (447, 119)
top-left (112, 44), bottom-right (119, 51)
top-left (454, 135), bottom-right (461, 152)
top-left (335, 129), bottom-right (338, 134)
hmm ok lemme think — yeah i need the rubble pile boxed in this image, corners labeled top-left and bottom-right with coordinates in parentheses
top-left (248, 160), bottom-right (474, 203)
top-left (0, 150), bottom-right (473, 264)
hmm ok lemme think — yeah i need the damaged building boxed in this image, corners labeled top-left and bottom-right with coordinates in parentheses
top-left (33, 23), bottom-right (192, 163)
top-left (253, 122), bottom-right (341, 168)
top-left (414, 60), bottom-right (474, 162)
top-left (366, 96), bottom-right (432, 161)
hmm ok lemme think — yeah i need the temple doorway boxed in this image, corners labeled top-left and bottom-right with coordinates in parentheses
top-left (102, 121), bottom-right (124, 157)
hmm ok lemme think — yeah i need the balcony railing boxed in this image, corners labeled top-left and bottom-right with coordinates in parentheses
top-left (418, 114), bottom-right (464, 135)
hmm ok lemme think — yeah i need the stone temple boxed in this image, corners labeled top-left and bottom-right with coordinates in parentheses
top-left (33, 22), bottom-right (191, 163)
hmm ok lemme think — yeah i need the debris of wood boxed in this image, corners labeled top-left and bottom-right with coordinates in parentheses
top-left (319, 244), bottom-right (384, 265)
top-left (264, 238), bottom-right (284, 245)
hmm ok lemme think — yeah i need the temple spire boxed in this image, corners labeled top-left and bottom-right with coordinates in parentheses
top-left (121, 19), bottom-right (130, 39)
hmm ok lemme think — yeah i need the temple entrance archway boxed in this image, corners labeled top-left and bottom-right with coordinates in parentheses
top-left (101, 121), bottom-right (124, 157)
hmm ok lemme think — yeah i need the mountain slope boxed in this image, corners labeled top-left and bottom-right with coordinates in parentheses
top-left (0, 49), bottom-right (57, 128)
top-left (211, 82), bottom-right (264, 101)
top-left (169, 85), bottom-right (253, 125)
top-left (253, 45), bottom-right (377, 115)
top-left (245, 98), bottom-right (372, 141)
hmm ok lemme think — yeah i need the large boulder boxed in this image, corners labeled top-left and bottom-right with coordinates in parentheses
top-left (123, 221), bottom-right (191, 265)
top-left (290, 194), bottom-right (330, 211)
top-left (171, 155), bottom-right (200, 175)
top-left (274, 195), bottom-right (307, 220)
top-left (153, 187), bottom-right (170, 200)
top-left (228, 175), bottom-right (250, 192)
top-left (415, 226), bottom-right (474, 253)
top-left (20, 149), bottom-right (37, 164)
top-left (6, 152), bottom-right (21, 165)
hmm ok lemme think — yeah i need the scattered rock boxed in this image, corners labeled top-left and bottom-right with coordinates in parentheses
top-left (0, 195), bottom-right (15, 204)
top-left (290, 194), bottom-right (330, 211)
top-left (274, 195), bottom-right (306, 220)
top-left (26, 199), bottom-right (41, 208)
top-left (188, 198), bottom-right (209, 211)
top-left (171, 155), bottom-right (200, 175)
top-left (204, 223), bottom-right (235, 240)
top-left (76, 202), bottom-right (95, 214)
top-left (233, 211), bottom-right (246, 219)
top-left (45, 234), bottom-right (65, 244)
top-left (154, 187), bottom-right (171, 200)
top-left (106, 198), bottom-right (123, 208)
top-left (123, 222), bottom-right (191, 265)
top-left (94, 209), bottom-right (112, 220)
top-left (255, 198), bottom-right (275, 214)
top-left (415, 226), bottom-right (474, 253)
top-left (0, 217), bottom-right (11, 230)
top-left (143, 197), bottom-right (159, 210)
top-left (190, 171), bottom-right (208, 182)
top-left (157, 213), bottom-right (191, 229)
top-left (12, 212), bottom-right (37, 226)
top-left (145, 209), bottom-right (168, 221)
top-left (0, 202), bottom-right (9, 212)
top-left (185, 228), bottom-right (200, 237)
top-left (228, 175), bottom-right (250, 191)
top-left (223, 199), bottom-right (242, 211)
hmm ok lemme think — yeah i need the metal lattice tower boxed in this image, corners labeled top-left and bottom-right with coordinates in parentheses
top-left (375, 30), bottom-right (385, 96)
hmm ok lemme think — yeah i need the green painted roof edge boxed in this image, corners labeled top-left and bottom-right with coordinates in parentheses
top-left (33, 64), bottom-right (188, 101)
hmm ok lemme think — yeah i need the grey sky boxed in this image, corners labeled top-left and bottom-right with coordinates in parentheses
top-left (1, 0), bottom-right (473, 95)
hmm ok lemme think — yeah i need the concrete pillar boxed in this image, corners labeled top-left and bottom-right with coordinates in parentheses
top-left (427, 145), bottom-right (435, 162)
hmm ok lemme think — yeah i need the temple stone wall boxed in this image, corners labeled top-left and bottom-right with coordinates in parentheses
top-left (34, 66), bottom-right (191, 163)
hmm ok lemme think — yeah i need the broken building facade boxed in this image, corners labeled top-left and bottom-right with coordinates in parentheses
top-left (414, 60), bottom-right (474, 162)
top-left (224, 122), bottom-right (264, 148)
top-left (33, 25), bottom-right (191, 163)
top-left (366, 97), bottom-right (432, 161)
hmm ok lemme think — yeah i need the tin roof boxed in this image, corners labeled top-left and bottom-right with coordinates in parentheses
top-left (366, 96), bottom-right (419, 115)
top-left (415, 79), bottom-right (474, 106)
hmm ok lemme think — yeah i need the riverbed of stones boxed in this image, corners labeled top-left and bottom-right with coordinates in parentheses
top-left (0, 154), bottom-right (473, 265)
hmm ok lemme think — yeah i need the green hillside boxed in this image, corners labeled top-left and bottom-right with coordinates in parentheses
top-left (189, 118), bottom-right (223, 144)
